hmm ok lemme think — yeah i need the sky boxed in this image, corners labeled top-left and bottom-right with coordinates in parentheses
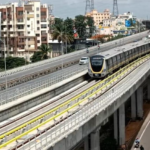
top-left (9, 0), bottom-right (150, 19)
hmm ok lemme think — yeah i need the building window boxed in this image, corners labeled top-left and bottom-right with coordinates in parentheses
top-left (27, 25), bottom-right (30, 27)
top-left (37, 20), bottom-right (40, 24)
top-left (27, 18), bottom-right (30, 20)
top-left (37, 27), bottom-right (40, 30)
top-left (27, 11), bottom-right (29, 14)
top-left (36, 7), bottom-right (39, 11)
top-left (41, 24), bottom-right (47, 28)
top-left (18, 19), bottom-right (23, 22)
top-left (28, 38), bottom-right (30, 41)
top-left (37, 40), bottom-right (40, 43)
top-left (41, 12), bottom-right (46, 16)
top-left (18, 11), bottom-right (23, 16)
top-left (36, 34), bottom-right (40, 37)
top-left (28, 32), bottom-right (30, 34)
top-left (36, 14), bottom-right (39, 17)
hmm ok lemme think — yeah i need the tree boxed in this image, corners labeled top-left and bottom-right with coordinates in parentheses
top-left (64, 17), bottom-right (74, 35)
top-left (54, 18), bottom-right (63, 26)
top-left (86, 16), bottom-right (95, 37)
top-left (0, 56), bottom-right (26, 70)
top-left (52, 23), bottom-right (74, 53)
top-left (31, 44), bottom-right (52, 62)
top-left (101, 137), bottom-right (118, 150)
top-left (30, 51), bottom-right (43, 63)
top-left (74, 15), bottom-right (87, 38)
top-left (39, 44), bottom-right (52, 59)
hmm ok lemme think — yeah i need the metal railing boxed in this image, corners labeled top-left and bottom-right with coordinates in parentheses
top-left (0, 31), bottom-right (148, 78)
top-left (0, 66), bottom-right (87, 105)
top-left (0, 54), bottom-right (149, 149)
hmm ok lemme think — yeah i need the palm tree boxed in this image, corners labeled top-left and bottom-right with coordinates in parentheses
top-left (39, 44), bottom-right (52, 60)
top-left (52, 24), bottom-right (74, 54)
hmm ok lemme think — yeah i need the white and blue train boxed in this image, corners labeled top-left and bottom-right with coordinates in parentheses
top-left (88, 39), bottom-right (150, 78)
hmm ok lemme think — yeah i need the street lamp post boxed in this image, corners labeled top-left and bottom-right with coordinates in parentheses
top-left (0, 39), bottom-right (8, 94)
top-left (97, 41), bottom-right (100, 54)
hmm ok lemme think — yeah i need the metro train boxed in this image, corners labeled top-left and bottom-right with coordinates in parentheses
top-left (88, 40), bottom-right (150, 78)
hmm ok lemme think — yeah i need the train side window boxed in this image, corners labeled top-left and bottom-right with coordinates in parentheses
top-left (121, 53), bottom-right (124, 60)
top-left (117, 55), bottom-right (120, 61)
top-left (112, 57), bottom-right (116, 65)
top-left (134, 48), bottom-right (136, 54)
top-left (110, 59), bottom-right (113, 67)
top-left (108, 59), bottom-right (111, 67)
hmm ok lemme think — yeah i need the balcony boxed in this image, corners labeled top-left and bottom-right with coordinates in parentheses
top-left (10, 34), bottom-right (14, 37)
top-left (2, 34), bottom-right (7, 37)
top-left (1, 21), bottom-right (7, 25)
top-left (27, 14), bottom-right (34, 18)
top-left (9, 28), bottom-right (14, 32)
top-left (18, 34), bottom-right (25, 37)
top-left (17, 28), bottom-right (24, 31)
top-left (28, 41), bottom-right (35, 45)
top-left (18, 41), bottom-right (25, 45)
top-left (41, 33), bottom-right (47, 37)
top-left (17, 21), bottom-right (25, 24)
top-left (1, 28), bottom-right (7, 32)
top-left (7, 20), bottom-right (13, 24)
top-left (41, 41), bottom-right (47, 44)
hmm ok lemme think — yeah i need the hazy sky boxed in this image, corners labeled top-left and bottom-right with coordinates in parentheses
top-left (10, 0), bottom-right (150, 19)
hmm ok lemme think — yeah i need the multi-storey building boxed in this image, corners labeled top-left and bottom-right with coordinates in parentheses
top-left (0, 1), bottom-right (49, 59)
top-left (85, 9), bottom-right (111, 27)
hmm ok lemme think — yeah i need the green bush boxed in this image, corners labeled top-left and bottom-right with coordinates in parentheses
top-left (0, 56), bottom-right (26, 70)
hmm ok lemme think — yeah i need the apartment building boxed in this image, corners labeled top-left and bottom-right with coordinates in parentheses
top-left (85, 9), bottom-right (111, 27)
top-left (0, 1), bottom-right (49, 59)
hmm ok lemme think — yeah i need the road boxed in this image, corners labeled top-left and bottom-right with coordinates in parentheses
top-left (133, 112), bottom-right (150, 150)
top-left (0, 31), bottom-right (148, 85)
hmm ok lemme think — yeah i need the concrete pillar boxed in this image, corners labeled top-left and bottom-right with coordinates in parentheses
top-left (136, 87), bottom-right (143, 118)
top-left (114, 110), bottom-right (118, 143)
top-left (131, 93), bottom-right (136, 120)
top-left (148, 80), bottom-right (150, 100)
top-left (119, 104), bottom-right (125, 145)
top-left (84, 136), bottom-right (89, 150)
top-left (90, 127), bottom-right (100, 150)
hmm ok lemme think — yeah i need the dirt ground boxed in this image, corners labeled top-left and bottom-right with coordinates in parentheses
top-left (125, 102), bottom-right (150, 149)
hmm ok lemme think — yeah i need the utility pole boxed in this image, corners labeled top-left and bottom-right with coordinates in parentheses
top-left (113, 0), bottom-right (119, 17)
top-left (85, 0), bottom-right (91, 15)
top-left (91, 0), bottom-right (94, 11)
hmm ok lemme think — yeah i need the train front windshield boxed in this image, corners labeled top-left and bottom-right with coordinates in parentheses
top-left (90, 56), bottom-right (104, 72)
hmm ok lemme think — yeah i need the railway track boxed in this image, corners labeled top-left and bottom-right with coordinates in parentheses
top-left (0, 79), bottom-right (98, 149)
top-left (0, 54), bottom-right (149, 150)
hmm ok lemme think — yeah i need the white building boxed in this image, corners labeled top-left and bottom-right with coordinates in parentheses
top-left (85, 9), bottom-right (111, 28)
top-left (100, 12), bottom-right (137, 35)
top-left (0, 1), bottom-right (49, 59)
